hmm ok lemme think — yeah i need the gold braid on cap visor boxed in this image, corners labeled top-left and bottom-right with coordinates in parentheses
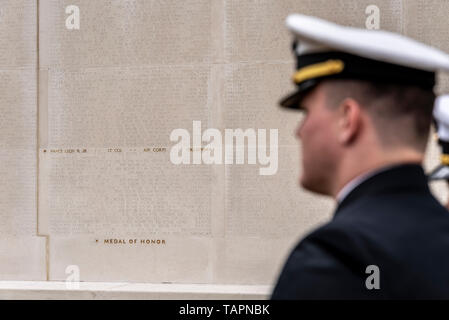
top-left (292, 59), bottom-right (345, 84)
top-left (441, 154), bottom-right (449, 166)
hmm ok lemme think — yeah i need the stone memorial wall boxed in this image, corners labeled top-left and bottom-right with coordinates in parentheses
top-left (0, 0), bottom-right (447, 298)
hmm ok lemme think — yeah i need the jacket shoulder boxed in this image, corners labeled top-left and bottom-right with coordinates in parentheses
top-left (271, 222), bottom-right (381, 299)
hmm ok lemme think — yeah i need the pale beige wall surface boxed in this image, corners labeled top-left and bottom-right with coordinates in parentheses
top-left (0, 0), bottom-right (448, 291)
top-left (0, 0), bottom-right (46, 281)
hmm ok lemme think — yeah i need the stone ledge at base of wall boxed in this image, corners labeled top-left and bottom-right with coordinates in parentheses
top-left (0, 281), bottom-right (272, 300)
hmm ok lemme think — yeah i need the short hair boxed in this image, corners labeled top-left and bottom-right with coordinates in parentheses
top-left (322, 79), bottom-right (436, 152)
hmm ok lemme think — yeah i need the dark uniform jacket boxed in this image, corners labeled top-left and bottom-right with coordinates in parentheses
top-left (271, 164), bottom-right (449, 299)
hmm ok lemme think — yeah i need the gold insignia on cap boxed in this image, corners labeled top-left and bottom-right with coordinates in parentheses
top-left (292, 59), bottom-right (345, 84)
top-left (441, 154), bottom-right (449, 165)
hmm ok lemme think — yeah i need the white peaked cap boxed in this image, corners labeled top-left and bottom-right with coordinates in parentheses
top-left (286, 14), bottom-right (449, 72)
top-left (434, 95), bottom-right (449, 141)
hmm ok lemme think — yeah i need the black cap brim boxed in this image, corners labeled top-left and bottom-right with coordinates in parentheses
top-left (279, 91), bottom-right (303, 109)
top-left (428, 165), bottom-right (449, 181)
top-left (279, 79), bottom-right (319, 110)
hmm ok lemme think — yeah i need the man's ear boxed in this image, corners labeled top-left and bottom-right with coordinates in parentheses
top-left (337, 98), bottom-right (362, 145)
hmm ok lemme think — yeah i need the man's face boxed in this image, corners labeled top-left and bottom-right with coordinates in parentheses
top-left (295, 83), bottom-right (341, 196)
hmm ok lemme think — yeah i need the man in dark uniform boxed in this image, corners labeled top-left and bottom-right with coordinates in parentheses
top-left (271, 14), bottom-right (449, 299)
